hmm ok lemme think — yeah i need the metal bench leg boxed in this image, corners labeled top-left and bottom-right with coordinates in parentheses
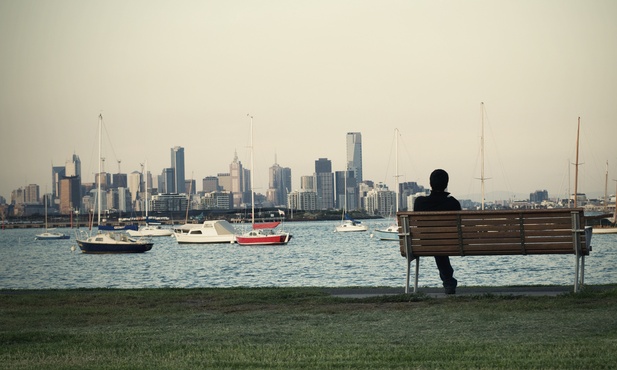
top-left (405, 255), bottom-right (411, 294)
top-left (414, 257), bottom-right (420, 294)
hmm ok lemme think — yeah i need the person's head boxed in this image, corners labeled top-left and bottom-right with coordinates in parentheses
top-left (429, 169), bottom-right (449, 191)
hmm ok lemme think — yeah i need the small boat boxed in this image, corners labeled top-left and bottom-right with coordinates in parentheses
top-left (76, 230), bottom-right (153, 254)
top-left (174, 220), bottom-right (237, 244)
top-left (372, 224), bottom-right (399, 240)
top-left (35, 230), bottom-right (70, 240)
top-left (35, 193), bottom-right (70, 240)
top-left (75, 114), bottom-right (154, 254)
top-left (236, 221), bottom-right (292, 246)
top-left (234, 115), bottom-right (292, 246)
top-left (373, 128), bottom-right (400, 241)
top-left (593, 161), bottom-right (617, 234)
top-left (335, 215), bottom-right (368, 232)
top-left (127, 161), bottom-right (173, 237)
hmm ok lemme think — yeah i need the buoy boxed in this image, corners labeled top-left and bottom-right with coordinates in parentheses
top-left (70, 245), bottom-right (76, 252)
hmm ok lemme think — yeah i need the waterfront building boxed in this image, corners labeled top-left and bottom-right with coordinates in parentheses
top-left (151, 193), bottom-right (188, 213)
top-left (201, 191), bottom-right (233, 210)
top-left (364, 183), bottom-right (396, 216)
top-left (399, 181), bottom-right (425, 211)
top-left (346, 132), bottom-right (363, 184)
top-left (94, 172), bottom-right (111, 190)
top-left (287, 189), bottom-right (318, 211)
top-left (171, 146), bottom-right (186, 194)
top-left (217, 173), bottom-right (231, 192)
top-left (315, 158), bottom-right (334, 210)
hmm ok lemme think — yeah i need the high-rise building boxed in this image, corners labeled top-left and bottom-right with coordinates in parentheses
top-left (346, 132), bottom-right (363, 184)
top-left (51, 166), bottom-right (65, 204)
top-left (335, 170), bottom-right (357, 210)
top-left (24, 184), bottom-right (40, 204)
top-left (59, 176), bottom-right (81, 215)
top-left (230, 151), bottom-right (249, 207)
top-left (128, 171), bottom-right (142, 204)
top-left (315, 158), bottom-right (334, 210)
top-left (203, 176), bottom-right (220, 192)
top-left (267, 157), bottom-right (292, 207)
top-left (171, 146), bottom-right (186, 194)
top-left (161, 168), bottom-right (175, 194)
top-left (65, 153), bottom-right (81, 178)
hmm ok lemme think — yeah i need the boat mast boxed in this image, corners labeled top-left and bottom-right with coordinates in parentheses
top-left (97, 114), bottom-right (102, 229)
top-left (394, 128), bottom-right (400, 213)
top-left (480, 102), bottom-right (486, 210)
top-left (574, 117), bottom-right (580, 208)
top-left (248, 114), bottom-right (255, 226)
top-left (604, 160), bottom-right (608, 212)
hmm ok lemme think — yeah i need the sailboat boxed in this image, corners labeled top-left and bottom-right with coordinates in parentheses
top-left (236, 115), bottom-right (292, 245)
top-left (594, 164), bottom-right (617, 234)
top-left (335, 170), bottom-right (368, 232)
top-left (373, 128), bottom-right (401, 240)
top-left (35, 193), bottom-right (70, 240)
top-left (127, 161), bottom-right (173, 237)
top-left (75, 114), bottom-right (153, 253)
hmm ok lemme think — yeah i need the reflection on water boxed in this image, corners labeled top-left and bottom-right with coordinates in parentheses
top-left (1, 221), bottom-right (616, 289)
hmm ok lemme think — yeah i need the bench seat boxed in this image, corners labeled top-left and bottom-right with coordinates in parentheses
top-left (396, 208), bottom-right (591, 293)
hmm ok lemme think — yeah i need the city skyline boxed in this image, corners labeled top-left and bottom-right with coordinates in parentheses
top-left (1, 1), bottom-right (615, 202)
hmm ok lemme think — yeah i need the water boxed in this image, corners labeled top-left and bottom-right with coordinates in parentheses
top-left (1, 220), bottom-right (616, 290)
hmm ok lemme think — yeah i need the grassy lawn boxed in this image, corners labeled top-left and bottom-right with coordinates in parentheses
top-left (1, 287), bottom-right (617, 369)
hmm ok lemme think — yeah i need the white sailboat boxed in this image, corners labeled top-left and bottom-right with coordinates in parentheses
top-left (75, 114), bottom-right (153, 253)
top-left (35, 193), bottom-right (70, 240)
top-left (335, 169), bottom-right (368, 233)
top-left (594, 163), bottom-right (617, 234)
top-left (128, 161), bottom-right (173, 237)
top-left (373, 128), bottom-right (401, 240)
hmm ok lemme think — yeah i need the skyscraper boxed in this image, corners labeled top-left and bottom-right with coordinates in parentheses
top-left (268, 156), bottom-right (292, 207)
top-left (171, 146), bottom-right (186, 194)
top-left (315, 158), bottom-right (334, 210)
top-left (346, 132), bottom-right (363, 184)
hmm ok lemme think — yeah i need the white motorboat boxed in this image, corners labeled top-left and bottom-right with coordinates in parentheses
top-left (174, 220), bottom-right (237, 244)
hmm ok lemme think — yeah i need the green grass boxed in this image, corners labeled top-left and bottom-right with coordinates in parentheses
top-left (2, 287), bottom-right (617, 369)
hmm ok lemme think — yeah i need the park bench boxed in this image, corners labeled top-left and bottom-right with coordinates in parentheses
top-left (396, 208), bottom-right (592, 293)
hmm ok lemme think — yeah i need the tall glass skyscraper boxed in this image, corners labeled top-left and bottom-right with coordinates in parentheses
top-left (346, 132), bottom-right (363, 184)
top-left (171, 146), bottom-right (186, 194)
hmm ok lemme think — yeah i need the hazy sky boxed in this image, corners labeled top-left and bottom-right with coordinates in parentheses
top-left (1, 0), bottom-right (616, 203)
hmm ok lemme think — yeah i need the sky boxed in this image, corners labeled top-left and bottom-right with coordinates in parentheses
top-left (1, 0), bottom-right (616, 203)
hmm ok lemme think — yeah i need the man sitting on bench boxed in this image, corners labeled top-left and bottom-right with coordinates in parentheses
top-left (413, 169), bottom-right (461, 295)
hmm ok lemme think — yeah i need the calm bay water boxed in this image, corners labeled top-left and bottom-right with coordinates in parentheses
top-left (1, 220), bottom-right (616, 290)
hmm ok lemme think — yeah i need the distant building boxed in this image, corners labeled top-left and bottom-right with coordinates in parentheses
top-left (287, 190), bottom-right (318, 211)
top-left (151, 193), bottom-right (188, 212)
top-left (160, 168), bottom-right (175, 194)
top-left (24, 184), bottom-right (40, 204)
top-left (346, 132), bottom-right (363, 184)
top-left (530, 190), bottom-right (549, 203)
top-left (59, 176), bottom-right (81, 215)
top-left (315, 158), bottom-right (334, 210)
top-left (365, 183), bottom-right (396, 216)
top-left (171, 146), bottom-right (186, 194)
top-left (335, 170), bottom-right (357, 210)
top-left (267, 157), bottom-right (292, 207)
top-left (112, 173), bottom-right (128, 189)
top-left (203, 176), bottom-right (220, 192)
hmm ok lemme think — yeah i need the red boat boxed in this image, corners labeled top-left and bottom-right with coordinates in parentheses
top-left (236, 222), bottom-right (292, 246)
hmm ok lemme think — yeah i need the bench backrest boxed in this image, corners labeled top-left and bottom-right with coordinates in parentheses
top-left (396, 208), bottom-right (588, 258)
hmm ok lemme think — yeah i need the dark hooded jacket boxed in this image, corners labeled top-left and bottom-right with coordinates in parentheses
top-left (414, 191), bottom-right (461, 212)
